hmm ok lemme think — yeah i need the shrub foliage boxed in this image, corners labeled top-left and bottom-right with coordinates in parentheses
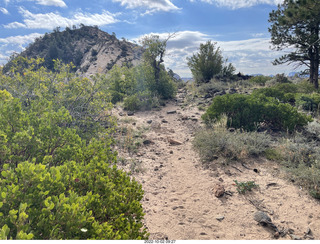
top-left (0, 58), bottom-right (148, 240)
top-left (202, 93), bottom-right (311, 132)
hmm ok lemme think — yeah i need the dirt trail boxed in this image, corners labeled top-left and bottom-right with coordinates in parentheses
top-left (115, 98), bottom-right (320, 240)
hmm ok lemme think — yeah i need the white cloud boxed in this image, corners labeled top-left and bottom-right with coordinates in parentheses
top-left (112, 0), bottom-right (180, 14)
top-left (135, 30), bottom-right (300, 77)
top-left (4, 7), bottom-right (119, 29)
top-left (0, 7), bottom-right (9, 14)
top-left (0, 32), bottom-right (42, 46)
top-left (0, 32), bottom-right (43, 64)
top-left (34, 0), bottom-right (67, 7)
top-left (190, 0), bottom-right (284, 9)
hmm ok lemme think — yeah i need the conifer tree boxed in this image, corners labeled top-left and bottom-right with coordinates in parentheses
top-left (269, 0), bottom-right (320, 88)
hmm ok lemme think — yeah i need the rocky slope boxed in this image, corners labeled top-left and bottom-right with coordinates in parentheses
top-left (4, 26), bottom-right (143, 76)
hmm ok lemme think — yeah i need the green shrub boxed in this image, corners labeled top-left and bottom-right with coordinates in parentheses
top-left (273, 83), bottom-right (298, 93)
top-left (123, 94), bottom-right (141, 111)
top-left (274, 73), bottom-right (290, 83)
top-left (249, 75), bottom-right (272, 86)
top-left (202, 93), bottom-right (311, 132)
top-left (0, 159), bottom-right (148, 240)
top-left (234, 180), bottom-right (259, 194)
top-left (193, 128), bottom-right (272, 162)
top-left (252, 87), bottom-right (286, 102)
top-left (296, 93), bottom-right (320, 112)
top-left (296, 80), bottom-right (318, 94)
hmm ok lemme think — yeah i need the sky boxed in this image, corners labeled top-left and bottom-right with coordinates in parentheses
top-left (0, 0), bottom-right (301, 77)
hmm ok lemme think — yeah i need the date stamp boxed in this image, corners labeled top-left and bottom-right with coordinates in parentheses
top-left (144, 240), bottom-right (176, 244)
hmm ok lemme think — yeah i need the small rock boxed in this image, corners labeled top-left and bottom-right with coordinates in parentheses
top-left (191, 118), bottom-right (198, 122)
top-left (168, 138), bottom-right (182, 145)
top-left (119, 112), bottom-right (124, 116)
top-left (274, 232), bottom-right (280, 238)
top-left (213, 184), bottom-right (225, 198)
top-left (212, 155), bottom-right (219, 160)
top-left (181, 115), bottom-right (189, 120)
top-left (228, 128), bottom-right (236, 132)
top-left (216, 216), bottom-right (225, 221)
top-left (305, 227), bottom-right (312, 235)
top-left (143, 139), bottom-right (154, 145)
top-left (288, 229), bottom-right (295, 234)
top-left (161, 119), bottom-right (168, 123)
top-left (167, 110), bottom-right (177, 114)
top-left (169, 150), bottom-right (173, 154)
top-left (147, 120), bottom-right (153, 124)
top-left (127, 111), bottom-right (134, 116)
top-left (290, 234), bottom-right (302, 240)
top-left (154, 167), bottom-right (159, 171)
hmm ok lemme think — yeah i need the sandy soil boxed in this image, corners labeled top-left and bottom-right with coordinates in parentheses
top-left (114, 97), bottom-right (320, 240)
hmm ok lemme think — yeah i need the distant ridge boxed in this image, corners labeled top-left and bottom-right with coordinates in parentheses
top-left (4, 25), bottom-right (143, 76)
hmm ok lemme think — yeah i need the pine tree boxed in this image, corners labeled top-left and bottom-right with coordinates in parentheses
top-left (269, 0), bottom-right (320, 88)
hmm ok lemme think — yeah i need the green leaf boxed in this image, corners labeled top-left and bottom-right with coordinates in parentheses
top-left (1, 192), bottom-right (6, 199)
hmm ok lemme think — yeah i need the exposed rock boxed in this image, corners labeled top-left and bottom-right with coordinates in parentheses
top-left (213, 184), bottom-right (225, 198)
top-left (5, 26), bottom-right (143, 76)
top-left (228, 88), bottom-right (237, 94)
top-left (146, 120), bottom-right (153, 124)
top-left (167, 110), bottom-right (177, 114)
top-left (289, 234), bottom-right (302, 240)
top-left (254, 211), bottom-right (279, 233)
top-left (168, 138), bottom-right (183, 145)
top-left (143, 139), bottom-right (154, 145)
top-left (216, 216), bottom-right (225, 221)
top-left (181, 115), bottom-right (189, 120)
top-left (127, 111), bottom-right (134, 116)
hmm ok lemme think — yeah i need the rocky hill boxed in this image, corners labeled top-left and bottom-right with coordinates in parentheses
top-left (4, 25), bottom-right (143, 76)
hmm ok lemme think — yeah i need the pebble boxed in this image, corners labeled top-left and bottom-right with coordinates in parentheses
top-left (167, 110), bottom-right (177, 114)
top-left (216, 216), bottom-right (225, 221)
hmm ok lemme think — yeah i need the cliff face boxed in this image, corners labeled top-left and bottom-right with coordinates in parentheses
top-left (7, 26), bottom-right (143, 75)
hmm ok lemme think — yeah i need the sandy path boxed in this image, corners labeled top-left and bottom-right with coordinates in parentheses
top-left (115, 99), bottom-right (320, 240)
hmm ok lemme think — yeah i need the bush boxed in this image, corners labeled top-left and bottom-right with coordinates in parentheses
top-left (193, 128), bottom-right (272, 162)
top-left (234, 180), bottom-right (259, 194)
top-left (123, 94), bottom-right (141, 111)
top-left (274, 73), bottom-right (290, 83)
top-left (0, 159), bottom-right (147, 240)
top-left (249, 75), bottom-right (272, 86)
top-left (187, 41), bottom-right (235, 83)
top-left (198, 78), bottom-right (228, 96)
top-left (202, 93), bottom-right (312, 132)
top-left (296, 93), bottom-right (320, 112)
top-left (0, 60), bottom-right (149, 240)
top-left (276, 135), bottom-right (320, 199)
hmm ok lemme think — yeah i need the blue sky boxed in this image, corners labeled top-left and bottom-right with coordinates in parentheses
top-left (0, 0), bottom-right (299, 77)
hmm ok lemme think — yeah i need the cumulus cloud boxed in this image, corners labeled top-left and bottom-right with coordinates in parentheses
top-left (4, 7), bottom-right (119, 29)
top-left (0, 32), bottom-right (42, 64)
top-left (0, 8), bottom-right (9, 14)
top-left (135, 30), bottom-right (297, 77)
top-left (112, 0), bottom-right (180, 14)
top-left (34, 0), bottom-right (67, 7)
top-left (190, 0), bottom-right (284, 9)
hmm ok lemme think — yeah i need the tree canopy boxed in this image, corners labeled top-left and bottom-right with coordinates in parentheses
top-left (187, 41), bottom-right (235, 83)
top-left (269, 0), bottom-right (320, 88)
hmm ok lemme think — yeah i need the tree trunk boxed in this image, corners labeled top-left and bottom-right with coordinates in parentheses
top-left (309, 24), bottom-right (319, 89)
top-left (314, 45), bottom-right (319, 89)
